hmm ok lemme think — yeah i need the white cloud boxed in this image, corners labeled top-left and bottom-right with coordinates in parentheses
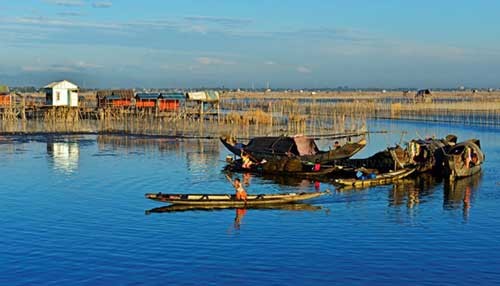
top-left (296, 66), bottom-right (312, 73)
top-left (21, 61), bottom-right (103, 73)
top-left (44, 0), bottom-right (85, 7)
top-left (184, 16), bottom-right (253, 27)
top-left (92, 1), bottom-right (112, 8)
top-left (196, 57), bottom-right (235, 65)
top-left (75, 61), bottom-right (103, 69)
top-left (11, 16), bottom-right (122, 30)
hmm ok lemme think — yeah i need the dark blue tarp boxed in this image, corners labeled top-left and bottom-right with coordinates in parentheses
top-left (136, 93), bottom-right (160, 100)
top-left (161, 93), bottom-right (186, 100)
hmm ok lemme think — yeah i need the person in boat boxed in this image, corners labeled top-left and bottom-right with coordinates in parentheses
top-left (334, 141), bottom-right (341, 149)
top-left (241, 150), bottom-right (254, 169)
top-left (226, 174), bottom-right (248, 202)
top-left (313, 159), bottom-right (321, 172)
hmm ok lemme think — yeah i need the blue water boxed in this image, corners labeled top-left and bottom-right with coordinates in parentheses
top-left (1, 120), bottom-right (499, 285)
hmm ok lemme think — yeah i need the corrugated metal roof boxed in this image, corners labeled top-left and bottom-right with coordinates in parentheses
top-left (161, 93), bottom-right (185, 100)
top-left (136, 93), bottom-right (160, 100)
top-left (44, 80), bottom-right (78, 89)
top-left (105, 95), bottom-right (123, 100)
top-left (96, 89), bottom-right (135, 99)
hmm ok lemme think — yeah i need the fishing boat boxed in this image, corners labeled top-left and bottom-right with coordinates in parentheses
top-left (445, 139), bottom-right (484, 180)
top-left (220, 135), bottom-right (367, 164)
top-left (145, 191), bottom-right (325, 206)
top-left (145, 203), bottom-right (322, 214)
top-left (334, 168), bottom-right (416, 188)
top-left (224, 158), bottom-right (341, 178)
top-left (339, 134), bottom-right (457, 174)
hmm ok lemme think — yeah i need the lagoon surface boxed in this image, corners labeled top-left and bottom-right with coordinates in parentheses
top-left (1, 119), bottom-right (499, 285)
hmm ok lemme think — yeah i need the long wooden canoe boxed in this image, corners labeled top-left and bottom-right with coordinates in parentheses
top-left (145, 191), bottom-right (325, 206)
top-left (335, 168), bottom-right (416, 188)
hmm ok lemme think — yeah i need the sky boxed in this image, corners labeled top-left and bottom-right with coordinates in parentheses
top-left (1, 0), bottom-right (500, 89)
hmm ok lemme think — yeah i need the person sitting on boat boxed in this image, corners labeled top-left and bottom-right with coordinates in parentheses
top-left (226, 175), bottom-right (248, 202)
top-left (313, 159), bottom-right (321, 172)
top-left (334, 141), bottom-right (341, 149)
top-left (241, 151), bottom-right (254, 169)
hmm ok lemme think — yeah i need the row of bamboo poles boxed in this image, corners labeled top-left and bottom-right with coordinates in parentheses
top-left (1, 91), bottom-right (499, 138)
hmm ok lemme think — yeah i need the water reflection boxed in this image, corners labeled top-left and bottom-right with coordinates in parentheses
top-left (444, 173), bottom-right (482, 221)
top-left (145, 203), bottom-right (322, 214)
top-left (390, 173), bottom-right (442, 209)
top-left (46, 140), bottom-right (79, 174)
top-left (389, 172), bottom-right (483, 220)
top-left (97, 135), bottom-right (182, 154)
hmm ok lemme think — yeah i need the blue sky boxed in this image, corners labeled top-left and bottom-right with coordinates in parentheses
top-left (1, 0), bottom-right (499, 88)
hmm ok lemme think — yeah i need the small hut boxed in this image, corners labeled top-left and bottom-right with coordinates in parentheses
top-left (416, 89), bottom-right (432, 98)
top-left (96, 89), bottom-right (134, 109)
top-left (135, 92), bottom-right (185, 111)
top-left (44, 80), bottom-right (79, 107)
top-left (159, 93), bottom-right (185, 111)
top-left (0, 85), bottom-right (11, 106)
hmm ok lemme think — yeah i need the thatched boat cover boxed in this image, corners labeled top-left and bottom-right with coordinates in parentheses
top-left (245, 136), bottom-right (319, 156)
top-left (0, 85), bottom-right (9, 95)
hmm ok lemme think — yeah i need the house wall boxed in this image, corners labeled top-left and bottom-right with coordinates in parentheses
top-left (46, 88), bottom-right (79, 106)
top-left (0, 95), bottom-right (11, 106)
top-left (52, 88), bottom-right (69, 106)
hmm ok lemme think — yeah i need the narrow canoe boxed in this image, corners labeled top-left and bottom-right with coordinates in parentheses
top-left (145, 192), bottom-right (325, 206)
top-left (335, 168), bottom-right (416, 188)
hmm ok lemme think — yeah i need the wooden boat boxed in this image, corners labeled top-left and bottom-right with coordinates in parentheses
top-left (445, 139), bottom-right (484, 180)
top-left (339, 135), bottom-right (457, 174)
top-left (224, 158), bottom-right (340, 178)
top-left (334, 168), bottom-right (416, 188)
top-left (145, 203), bottom-right (322, 214)
top-left (220, 135), bottom-right (367, 164)
top-left (145, 191), bottom-right (325, 206)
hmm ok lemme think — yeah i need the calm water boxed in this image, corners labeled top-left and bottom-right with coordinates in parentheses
top-left (1, 120), bottom-right (499, 285)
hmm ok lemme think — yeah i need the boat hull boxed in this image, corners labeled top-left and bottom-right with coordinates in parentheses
top-left (335, 168), bottom-right (416, 188)
top-left (145, 192), bottom-right (324, 206)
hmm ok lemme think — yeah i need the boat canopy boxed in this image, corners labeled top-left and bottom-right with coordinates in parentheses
top-left (448, 140), bottom-right (484, 161)
top-left (245, 136), bottom-right (319, 156)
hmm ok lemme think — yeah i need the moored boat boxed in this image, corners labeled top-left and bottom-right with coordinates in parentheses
top-left (220, 135), bottom-right (367, 164)
top-left (445, 139), bottom-right (484, 180)
top-left (224, 158), bottom-right (341, 178)
top-left (335, 168), bottom-right (416, 188)
top-left (145, 191), bottom-right (325, 206)
top-left (339, 134), bottom-right (457, 174)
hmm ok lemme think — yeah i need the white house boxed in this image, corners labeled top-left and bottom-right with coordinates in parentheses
top-left (44, 80), bottom-right (79, 107)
